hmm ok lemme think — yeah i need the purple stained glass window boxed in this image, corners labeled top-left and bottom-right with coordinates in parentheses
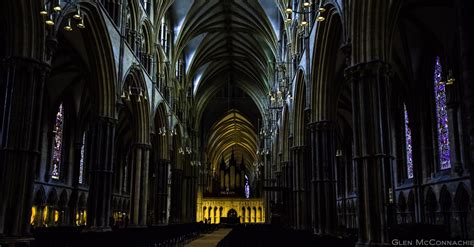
top-left (51, 103), bottom-right (64, 179)
top-left (404, 104), bottom-right (414, 179)
top-left (245, 175), bottom-right (250, 199)
top-left (434, 57), bottom-right (451, 169)
top-left (79, 132), bottom-right (85, 184)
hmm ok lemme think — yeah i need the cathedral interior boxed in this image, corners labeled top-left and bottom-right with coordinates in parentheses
top-left (1, 0), bottom-right (474, 246)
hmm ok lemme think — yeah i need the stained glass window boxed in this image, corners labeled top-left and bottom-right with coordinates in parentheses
top-left (404, 104), bottom-right (414, 179)
top-left (245, 175), bottom-right (250, 199)
top-left (51, 103), bottom-right (64, 180)
top-left (78, 132), bottom-right (85, 184)
top-left (433, 56), bottom-right (451, 170)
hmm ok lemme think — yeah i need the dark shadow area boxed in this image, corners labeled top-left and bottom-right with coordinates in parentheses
top-left (217, 224), bottom-right (356, 247)
top-left (31, 223), bottom-right (217, 247)
top-left (389, 223), bottom-right (452, 240)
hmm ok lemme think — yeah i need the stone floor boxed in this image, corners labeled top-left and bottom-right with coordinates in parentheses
top-left (184, 228), bottom-right (232, 247)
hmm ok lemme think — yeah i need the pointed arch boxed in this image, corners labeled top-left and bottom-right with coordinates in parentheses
top-left (122, 66), bottom-right (151, 145)
top-left (59, 190), bottom-right (69, 208)
top-left (293, 69), bottom-right (307, 146)
top-left (67, 2), bottom-right (118, 118)
top-left (439, 185), bottom-right (452, 212)
top-left (47, 188), bottom-right (59, 207)
top-left (454, 183), bottom-right (470, 212)
top-left (280, 104), bottom-right (290, 162)
top-left (154, 102), bottom-right (170, 160)
top-left (34, 186), bottom-right (46, 207)
top-left (311, 4), bottom-right (344, 121)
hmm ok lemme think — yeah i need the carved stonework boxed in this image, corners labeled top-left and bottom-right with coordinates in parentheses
top-left (344, 60), bottom-right (391, 81)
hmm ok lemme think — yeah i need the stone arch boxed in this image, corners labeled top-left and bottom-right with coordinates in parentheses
top-left (398, 192), bottom-right (407, 212)
top-left (439, 185), bottom-right (452, 212)
top-left (172, 124), bottom-right (183, 170)
top-left (34, 186), bottom-right (46, 207)
top-left (454, 183), bottom-right (470, 212)
top-left (311, 3), bottom-right (345, 121)
top-left (125, 0), bottom-right (139, 33)
top-left (139, 19), bottom-right (154, 72)
top-left (439, 185), bottom-right (452, 226)
top-left (425, 187), bottom-right (438, 224)
top-left (407, 190), bottom-right (416, 223)
top-left (1, 1), bottom-right (44, 58)
top-left (153, 102), bottom-right (170, 160)
top-left (454, 183), bottom-right (470, 238)
top-left (58, 190), bottom-right (69, 225)
top-left (64, 2), bottom-right (118, 118)
top-left (280, 104), bottom-right (290, 162)
top-left (58, 190), bottom-right (68, 208)
top-left (78, 193), bottom-right (87, 210)
top-left (122, 65), bottom-right (151, 145)
top-left (47, 188), bottom-right (59, 207)
top-left (398, 192), bottom-right (407, 223)
top-left (292, 69), bottom-right (307, 146)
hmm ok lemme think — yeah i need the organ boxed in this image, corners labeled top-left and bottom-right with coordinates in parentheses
top-left (217, 150), bottom-right (246, 197)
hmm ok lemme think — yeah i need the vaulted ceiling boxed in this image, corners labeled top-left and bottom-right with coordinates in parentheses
top-left (168, 0), bottom-right (281, 170)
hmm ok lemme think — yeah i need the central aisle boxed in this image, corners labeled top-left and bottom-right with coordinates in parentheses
top-left (184, 227), bottom-right (232, 247)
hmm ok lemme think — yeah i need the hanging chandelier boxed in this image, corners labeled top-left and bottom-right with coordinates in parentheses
top-left (40, 0), bottom-right (86, 31)
top-left (285, 0), bottom-right (326, 26)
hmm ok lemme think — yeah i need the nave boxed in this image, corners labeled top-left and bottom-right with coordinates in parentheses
top-left (1, 0), bottom-right (474, 246)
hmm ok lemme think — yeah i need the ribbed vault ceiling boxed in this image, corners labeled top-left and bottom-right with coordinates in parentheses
top-left (169, 0), bottom-right (280, 170)
top-left (206, 109), bottom-right (257, 177)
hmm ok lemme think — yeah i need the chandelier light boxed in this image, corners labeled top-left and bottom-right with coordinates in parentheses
top-left (284, 0), bottom-right (326, 27)
top-left (40, 0), bottom-right (86, 32)
top-left (121, 86), bottom-right (148, 102)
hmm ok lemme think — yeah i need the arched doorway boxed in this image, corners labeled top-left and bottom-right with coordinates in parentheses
top-left (227, 209), bottom-right (238, 218)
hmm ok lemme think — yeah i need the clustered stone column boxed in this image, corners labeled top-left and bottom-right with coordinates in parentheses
top-left (87, 116), bottom-right (116, 229)
top-left (129, 143), bottom-right (150, 226)
top-left (152, 158), bottom-right (169, 225)
top-left (456, 0), bottom-right (474, 234)
top-left (345, 61), bottom-right (394, 246)
top-left (169, 168), bottom-right (183, 223)
top-left (0, 57), bottom-right (49, 244)
top-left (309, 120), bottom-right (337, 235)
top-left (280, 161), bottom-right (290, 225)
top-left (291, 145), bottom-right (310, 230)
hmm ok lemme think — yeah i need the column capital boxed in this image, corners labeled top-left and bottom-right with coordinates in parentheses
top-left (290, 145), bottom-right (305, 151)
top-left (308, 120), bottom-right (336, 130)
top-left (1, 56), bottom-right (50, 71)
top-left (132, 143), bottom-right (152, 150)
top-left (157, 158), bottom-right (171, 164)
top-left (96, 116), bottom-right (118, 125)
top-left (344, 60), bottom-right (391, 80)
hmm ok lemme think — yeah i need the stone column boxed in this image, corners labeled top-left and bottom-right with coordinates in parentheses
top-left (151, 157), bottom-right (169, 225)
top-left (158, 160), bottom-right (170, 224)
top-left (0, 57), bottom-right (48, 244)
top-left (68, 139), bottom-right (84, 226)
top-left (456, 0), bottom-right (474, 237)
top-left (170, 168), bottom-right (183, 223)
top-left (280, 161), bottom-right (289, 225)
top-left (87, 116), bottom-right (116, 230)
top-left (345, 61), bottom-right (393, 246)
top-left (309, 120), bottom-right (337, 235)
top-left (129, 143), bottom-right (150, 226)
top-left (139, 146), bottom-right (150, 225)
top-left (291, 145), bottom-right (308, 230)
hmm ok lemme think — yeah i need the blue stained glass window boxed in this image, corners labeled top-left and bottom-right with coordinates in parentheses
top-left (245, 175), bottom-right (250, 199)
top-left (79, 132), bottom-right (85, 184)
top-left (434, 56), bottom-right (451, 169)
top-left (404, 104), bottom-right (414, 179)
top-left (51, 103), bottom-right (64, 180)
